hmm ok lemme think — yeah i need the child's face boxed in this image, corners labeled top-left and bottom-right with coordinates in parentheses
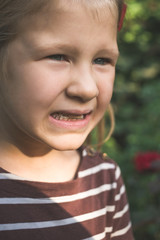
top-left (0, 2), bottom-right (119, 151)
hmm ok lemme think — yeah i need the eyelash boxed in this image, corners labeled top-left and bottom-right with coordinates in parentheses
top-left (47, 54), bottom-right (68, 61)
top-left (47, 54), bottom-right (112, 65)
top-left (93, 58), bottom-right (112, 65)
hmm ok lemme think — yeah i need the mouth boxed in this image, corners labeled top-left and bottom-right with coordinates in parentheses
top-left (49, 110), bottom-right (92, 129)
top-left (51, 112), bottom-right (88, 121)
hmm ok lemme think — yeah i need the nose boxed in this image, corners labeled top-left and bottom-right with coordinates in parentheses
top-left (66, 65), bottom-right (99, 102)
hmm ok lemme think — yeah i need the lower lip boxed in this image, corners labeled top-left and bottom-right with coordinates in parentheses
top-left (49, 114), bottom-right (91, 130)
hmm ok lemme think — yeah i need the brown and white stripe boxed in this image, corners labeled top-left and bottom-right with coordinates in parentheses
top-left (0, 148), bottom-right (134, 240)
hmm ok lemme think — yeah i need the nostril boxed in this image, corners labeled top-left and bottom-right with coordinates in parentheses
top-left (66, 88), bottom-right (98, 103)
top-left (66, 79), bottom-right (99, 102)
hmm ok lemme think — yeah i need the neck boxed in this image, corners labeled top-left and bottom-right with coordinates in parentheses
top-left (0, 141), bottom-right (80, 182)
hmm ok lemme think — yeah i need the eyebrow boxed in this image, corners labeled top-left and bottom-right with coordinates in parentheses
top-left (97, 48), bottom-right (120, 59)
top-left (31, 42), bottom-right (119, 60)
top-left (31, 43), bottom-right (79, 56)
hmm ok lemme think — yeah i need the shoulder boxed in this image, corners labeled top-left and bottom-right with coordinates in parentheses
top-left (78, 146), bottom-right (121, 182)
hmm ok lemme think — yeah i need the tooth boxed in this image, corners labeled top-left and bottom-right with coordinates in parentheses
top-left (52, 113), bottom-right (85, 120)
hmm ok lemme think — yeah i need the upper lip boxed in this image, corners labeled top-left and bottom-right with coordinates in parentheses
top-left (50, 109), bottom-right (92, 116)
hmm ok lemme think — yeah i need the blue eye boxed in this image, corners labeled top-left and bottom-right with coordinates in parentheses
top-left (48, 54), bottom-right (67, 61)
top-left (93, 58), bottom-right (111, 65)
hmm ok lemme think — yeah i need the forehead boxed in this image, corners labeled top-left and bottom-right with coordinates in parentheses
top-left (53, 0), bottom-right (118, 21)
top-left (20, 0), bottom-right (118, 46)
top-left (20, 0), bottom-right (118, 31)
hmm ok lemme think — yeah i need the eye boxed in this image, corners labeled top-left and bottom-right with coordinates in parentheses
top-left (47, 54), bottom-right (68, 61)
top-left (93, 58), bottom-right (112, 65)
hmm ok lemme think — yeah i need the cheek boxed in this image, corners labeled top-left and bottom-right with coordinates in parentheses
top-left (7, 63), bottom-right (67, 108)
top-left (97, 75), bottom-right (115, 109)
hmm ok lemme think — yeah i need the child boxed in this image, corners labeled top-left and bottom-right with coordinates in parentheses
top-left (0, 0), bottom-right (134, 239)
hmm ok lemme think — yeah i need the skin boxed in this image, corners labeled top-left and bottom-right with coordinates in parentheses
top-left (0, 1), bottom-right (119, 182)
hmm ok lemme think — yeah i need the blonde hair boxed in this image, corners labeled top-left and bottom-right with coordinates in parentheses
top-left (86, 104), bottom-right (115, 150)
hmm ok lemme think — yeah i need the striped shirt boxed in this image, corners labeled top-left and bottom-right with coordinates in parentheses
top-left (0, 147), bottom-right (134, 239)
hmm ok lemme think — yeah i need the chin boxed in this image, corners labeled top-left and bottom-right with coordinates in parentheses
top-left (50, 141), bottom-right (83, 151)
top-left (44, 135), bottom-right (87, 151)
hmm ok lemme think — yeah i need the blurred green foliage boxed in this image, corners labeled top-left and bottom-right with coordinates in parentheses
top-left (103, 0), bottom-right (160, 239)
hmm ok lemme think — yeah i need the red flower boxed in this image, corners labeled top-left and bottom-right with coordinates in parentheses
top-left (134, 152), bottom-right (160, 172)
